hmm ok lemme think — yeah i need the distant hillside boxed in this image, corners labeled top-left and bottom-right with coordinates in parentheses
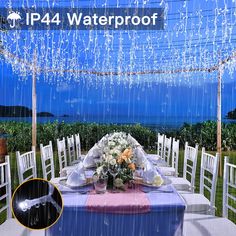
top-left (37, 112), bottom-right (54, 117)
top-left (226, 108), bottom-right (236, 119)
top-left (0, 105), bottom-right (54, 117)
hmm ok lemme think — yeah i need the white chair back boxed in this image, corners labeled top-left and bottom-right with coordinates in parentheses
top-left (183, 142), bottom-right (198, 192)
top-left (199, 148), bottom-right (219, 215)
top-left (0, 156), bottom-right (12, 219)
top-left (67, 135), bottom-right (76, 165)
top-left (157, 133), bottom-right (165, 159)
top-left (16, 147), bottom-right (37, 184)
top-left (171, 138), bottom-right (179, 177)
top-left (57, 138), bottom-right (67, 176)
top-left (40, 141), bottom-right (55, 180)
top-left (75, 133), bottom-right (82, 161)
top-left (163, 136), bottom-right (172, 166)
top-left (223, 156), bottom-right (236, 218)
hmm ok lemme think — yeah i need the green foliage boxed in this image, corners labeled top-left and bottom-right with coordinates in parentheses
top-left (178, 121), bottom-right (236, 150)
top-left (0, 121), bottom-right (157, 152)
top-left (0, 120), bottom-right (235, 152)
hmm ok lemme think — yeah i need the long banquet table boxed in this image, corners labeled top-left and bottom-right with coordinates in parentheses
top-left (46, 171), bottom-right (186, 236)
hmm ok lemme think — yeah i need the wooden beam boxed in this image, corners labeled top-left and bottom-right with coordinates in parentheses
top-left (217, 67), bottom-right (223, 177)
top-left (0, 49), bottom-right (33, 69)
top-left (216, 51), bottom-right (236, 177)
top-left (32, 51), bottom-right (37, 148)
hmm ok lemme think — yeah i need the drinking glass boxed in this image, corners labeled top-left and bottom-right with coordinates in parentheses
top-left (93, 175), bottom-right (108, 194)
top-left (108, 164), bottom-right (119, 192)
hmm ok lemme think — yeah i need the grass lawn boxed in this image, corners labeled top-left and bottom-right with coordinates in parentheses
top-left (1, 149), bottom-right (236, 225)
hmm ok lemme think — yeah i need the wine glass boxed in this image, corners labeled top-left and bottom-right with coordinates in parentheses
top-left (102, 165), bottom-right (108, 176)
top-left (108, 164), bottom-right (120, 192)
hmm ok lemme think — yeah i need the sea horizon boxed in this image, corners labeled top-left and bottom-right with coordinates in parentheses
top-left (0, 115), bottom-right (235, 131)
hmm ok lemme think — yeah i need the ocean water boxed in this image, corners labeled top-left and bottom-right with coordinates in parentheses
top-left (0, 116), bottom-right (235, 130)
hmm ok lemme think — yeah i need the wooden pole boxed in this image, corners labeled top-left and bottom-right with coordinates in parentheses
top-left (217, 67), bottom-right (222, 177)
top-left (32, 51), bottom-right (37, 148)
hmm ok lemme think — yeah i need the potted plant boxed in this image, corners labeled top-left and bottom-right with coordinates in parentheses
top-left (0, 128), bottom-right (8, 163)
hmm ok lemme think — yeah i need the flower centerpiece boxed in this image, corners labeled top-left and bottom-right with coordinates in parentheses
top-left (94, 132), bottom-right (137, 190)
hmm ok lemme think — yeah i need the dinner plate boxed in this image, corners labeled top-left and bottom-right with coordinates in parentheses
top-left (134, 177), bottom-right (172, 188)
top-left (59, 178), bottom-right (93, 189)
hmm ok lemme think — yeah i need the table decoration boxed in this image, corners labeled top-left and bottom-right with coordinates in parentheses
top-left (80, 132), bottom-right (165, 191)
top-left (93, 132), bottom-right (138, 190)
top-left (92, 174), bottom-right (108, 194)
top-left (86, 187), bottom-right (151, 214)
top-left (83, 132), bottom-right (145, 168)
top-left (48, 134), bottom-right (185, 236)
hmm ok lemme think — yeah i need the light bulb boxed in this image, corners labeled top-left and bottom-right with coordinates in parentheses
top-left (18, 201), bottom-right (28, 212)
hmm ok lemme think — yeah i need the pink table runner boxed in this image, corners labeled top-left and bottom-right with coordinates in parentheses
top-left (86, 188), bottom-right (150, 214)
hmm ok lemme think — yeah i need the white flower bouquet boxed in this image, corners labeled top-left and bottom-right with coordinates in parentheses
top-left (94, 132), bottom-right (137, 189)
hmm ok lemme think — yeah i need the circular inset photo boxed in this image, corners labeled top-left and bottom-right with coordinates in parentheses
top-left (11, 178), bottom-right (63, 230)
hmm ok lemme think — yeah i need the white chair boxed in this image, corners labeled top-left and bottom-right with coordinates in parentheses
top-left (163, 136), bottom-right (172, 166)
top-left (181, 148), bottom-right (219, 215)
top-left (169, 142), bottom-right (198, 192)
top-left (16, 147), bottom-right (37, 184)
top-left (57, 138), bottom-right (68, 177)
top-left (75, 133), bottom-right (86, 161)
top-left (0, 156), bottom-right (44, 236)
top-left (159, 138), bottom-right (179, 177)
top-left (40, 141), bottom-right (55, 180)
top-left (223, 156), bottom-right (236, 219)
top-left (147, 133), bottom-right (165, 163)
top-left (183, 156), bottom-right (236, 236)
top-left (67, 135), bottom-right (77, 165)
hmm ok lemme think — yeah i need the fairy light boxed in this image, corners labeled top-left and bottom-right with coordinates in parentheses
top-left (0, 0), bottom-right (235, 86)
top-left (18, 184), bottom-right (61, 214)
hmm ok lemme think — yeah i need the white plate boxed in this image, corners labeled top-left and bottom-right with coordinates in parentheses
top-left (135, 177), bottom-right (172, 188)
top-left (59, 179), bottom-right (93, 189)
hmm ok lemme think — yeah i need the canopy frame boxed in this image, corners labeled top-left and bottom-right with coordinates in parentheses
top-left (1, 49), bottom-right (236, 176)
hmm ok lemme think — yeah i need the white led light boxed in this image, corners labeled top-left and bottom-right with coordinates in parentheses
top-left (1, 0), bottom-right (235, 87)
top-left (18, 201), bottom-right (28, 212)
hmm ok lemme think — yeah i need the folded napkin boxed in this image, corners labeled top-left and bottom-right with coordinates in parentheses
top-left (97, 135), bottom-right (108, 148)
top-left (66, 163), bottom-right (86, 187)
top-left (143, 161), bottom-right (163, 186)
top-left (127, 134), bottom-right (141, 147)
top-left (134, 146), bottom-right (148, 167)
top-left (83, 144), bottom-right (102, 168)
top-left (59, 183), bottom-right (92, 193)
top-left (59, 166), bottom-right (76, 177)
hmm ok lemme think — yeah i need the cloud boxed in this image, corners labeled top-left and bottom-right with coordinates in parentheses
top-left (65, 98), bottom-right (85, 104)
top-left (56, 82), bottom-right (72, 92)
top-left (97, 100), bottom-right (128, 105)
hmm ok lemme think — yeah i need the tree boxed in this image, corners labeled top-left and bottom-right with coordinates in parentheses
top-left (227, 108), bottom-right (236, 119)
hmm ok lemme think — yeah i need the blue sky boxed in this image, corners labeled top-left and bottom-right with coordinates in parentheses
top-left (0, 0), bottom-right (236, 124)
top-left (0, 63), bottom-right (235, 121)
